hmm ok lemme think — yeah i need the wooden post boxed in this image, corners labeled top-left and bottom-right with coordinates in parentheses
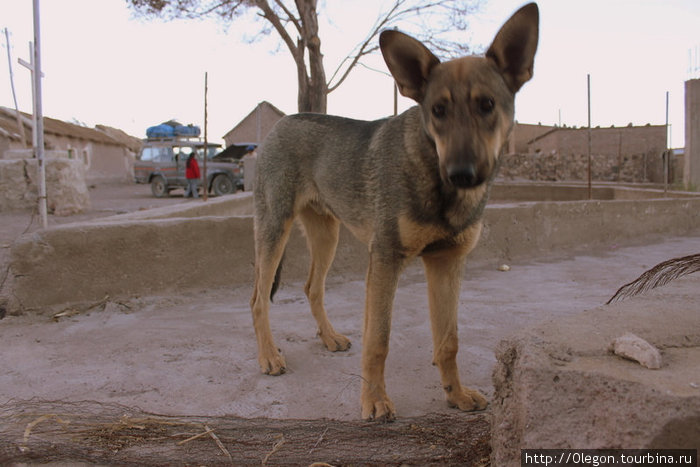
top-left (587, 74), bottom-right (592, 200)
top-left (665, 91), bottom-right (669, 195)
top-left (202, 72), bottom-right (208, 201)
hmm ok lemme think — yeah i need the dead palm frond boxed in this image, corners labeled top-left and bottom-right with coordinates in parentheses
top-left (607, 253), bottom-right (700, 304)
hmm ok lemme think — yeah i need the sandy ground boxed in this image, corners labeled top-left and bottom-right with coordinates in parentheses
top-left (1, 182), bottom-right (700, 421)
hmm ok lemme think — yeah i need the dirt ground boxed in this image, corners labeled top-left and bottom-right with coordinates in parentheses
top-left (1, 182), bottom-right (700, 423)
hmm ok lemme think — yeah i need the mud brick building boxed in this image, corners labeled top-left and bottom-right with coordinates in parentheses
top-left (222, 101), bottom-right (285, 149)
top-left (504, 122), bottom-right (670, 183)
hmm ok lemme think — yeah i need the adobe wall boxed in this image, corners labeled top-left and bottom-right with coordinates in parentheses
top-left (528, 125), bottom-right (666, 158)
top-left (44, 134), bottom-right (133, 183)
top-left (0, 158), bottom-right (90, 214)
top-left (223, 104), bottom-right (284, 147)
top-left (5, 194), bottom-right (700, 314)
top-left (508, 123), bottom-right (555, 153)
top-left (508, 125), bottom-right (670, 183)
top-left (685, 79), bottom-right (700, 188)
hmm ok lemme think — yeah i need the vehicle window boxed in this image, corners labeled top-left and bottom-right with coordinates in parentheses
top-left (177, 146), bottom-right (195, 157)
top-left (140, 147), bottom-right (157, 161)
top-left (205, 146), bottom-right (219, 159)
top-left (174, 146), bottom-right (196, 162)
top-left (141, 146), bottom-right (174, 162)
top-left (158, 147), bottom-right (174, 162)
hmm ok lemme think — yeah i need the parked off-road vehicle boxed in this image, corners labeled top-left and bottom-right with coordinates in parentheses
top-left (134, 137), bottom-right (243, 197)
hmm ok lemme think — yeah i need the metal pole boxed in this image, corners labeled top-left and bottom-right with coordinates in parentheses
top-left (393, 82), bottom-right (398, 116)
top-left (587, 74), bottom-right (592, 200)
top-left (202, 71), bottom-right (208, 201)
top-left (664, 91), bottom-right (669, 194)
top-left (33, 0), bottom-right (47, 229)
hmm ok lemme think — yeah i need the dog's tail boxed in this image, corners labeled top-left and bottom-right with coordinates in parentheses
top-left (270, 252), bottom-right (285, 302)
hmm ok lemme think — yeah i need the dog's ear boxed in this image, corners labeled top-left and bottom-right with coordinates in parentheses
top-left (380, 30), bottom-right (440, 103)
top-left (486, 2), bottom-right (539, 93)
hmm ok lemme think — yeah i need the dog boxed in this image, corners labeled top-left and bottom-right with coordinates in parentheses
top-left (250, 3), bottom-right (539, 422)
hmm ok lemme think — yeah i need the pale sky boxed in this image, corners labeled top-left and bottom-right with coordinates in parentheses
top-left (2, 0), bottom-right (699, 147)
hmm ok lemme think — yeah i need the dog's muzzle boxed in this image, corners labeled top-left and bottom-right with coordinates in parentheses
top-left (447, 163), bottom-right (481, 189)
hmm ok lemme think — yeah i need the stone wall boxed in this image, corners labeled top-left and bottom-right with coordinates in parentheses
top-left (499, 151), bottom-right (678, 184)
top-left (0, 158), bottom-right (90, 215)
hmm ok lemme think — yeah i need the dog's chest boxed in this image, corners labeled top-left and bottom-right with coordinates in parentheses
top-left (397, 184), bottom-right (489, 256)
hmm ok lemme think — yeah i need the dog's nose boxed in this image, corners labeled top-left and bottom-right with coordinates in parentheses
top-left (448, 164), bottom-right (479, 188)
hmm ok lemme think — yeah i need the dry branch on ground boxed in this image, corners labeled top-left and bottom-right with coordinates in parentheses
top-left (1, 400), bottom-right (490, 466)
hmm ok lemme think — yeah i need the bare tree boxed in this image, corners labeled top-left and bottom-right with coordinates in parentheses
top-left (126, 0), bottom-right (482, 114)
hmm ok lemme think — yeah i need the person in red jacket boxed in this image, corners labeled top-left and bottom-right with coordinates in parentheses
top-left (184, 152), bottom-right (201, 198)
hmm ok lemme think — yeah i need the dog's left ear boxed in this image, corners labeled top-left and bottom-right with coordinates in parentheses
top-left (380, 30), bottom-right (441, 103)
top-left (486, 2), bottom-right (539, 93)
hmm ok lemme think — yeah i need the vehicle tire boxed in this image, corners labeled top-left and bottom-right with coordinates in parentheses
top-left (212, 174), bottom-right (235, 196)
top-left (150, 175), bottom-right (168, 198)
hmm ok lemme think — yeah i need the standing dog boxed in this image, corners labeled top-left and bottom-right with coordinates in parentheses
top-left (250, 3), bottom-right (539, 421)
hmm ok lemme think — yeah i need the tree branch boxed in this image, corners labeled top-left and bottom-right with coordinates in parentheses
top-left (326, 0), bottom-right (402, 92)
top-left (253, 0), bottom-right (300, 60)
top-left (326, 0), bottom-right (476, 92)
top-left (272, 0), bottom-right (302, 36)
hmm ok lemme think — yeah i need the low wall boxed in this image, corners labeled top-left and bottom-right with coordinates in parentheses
top-left (0, 158), bottom-right (90, 215)
top-left (5, 193), bottom-right (700, 314)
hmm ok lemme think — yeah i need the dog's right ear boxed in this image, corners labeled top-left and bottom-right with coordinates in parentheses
top-left (380, 30), bottom-right (440, 103)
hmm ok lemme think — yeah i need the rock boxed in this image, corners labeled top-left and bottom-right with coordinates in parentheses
top-left (611, 333), bottom-right (663, 369)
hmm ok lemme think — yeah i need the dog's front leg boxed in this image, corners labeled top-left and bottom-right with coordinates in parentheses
top-left (361, 249), bottom-right (404, 422)
top-left (422, 235), bottom-right (488, 412)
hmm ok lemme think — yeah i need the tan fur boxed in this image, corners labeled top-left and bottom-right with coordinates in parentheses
top-left (250, 3), bottom-right (539, 421)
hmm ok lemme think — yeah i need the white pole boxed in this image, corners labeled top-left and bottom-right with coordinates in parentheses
top-left (33, 0), bottom-right (47, 229)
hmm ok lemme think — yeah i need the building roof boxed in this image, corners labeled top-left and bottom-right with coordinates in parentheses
top-left (0, 106), bottom-right (131, 147)
top-left (222, 101), bottom-right (286, 141)
top-left (95, 124), bottom-right (143, 153)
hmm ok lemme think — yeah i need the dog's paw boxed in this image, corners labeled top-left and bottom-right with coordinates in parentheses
top-left (258, 350), bottom-right (287, 376)
top-left (320, 332), bottom-right (352, 352)
top-left (361, 393), bottom-right (396, 423)
top-left (446, 385), bottom-right (488, 412)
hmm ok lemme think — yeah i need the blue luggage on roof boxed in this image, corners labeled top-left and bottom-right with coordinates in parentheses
top-left (174, 124), bottom-right (201, 137)
top-left (146, 122), bottom-right (201, 139)
top-left (146, 124), bottom-right (174, 138)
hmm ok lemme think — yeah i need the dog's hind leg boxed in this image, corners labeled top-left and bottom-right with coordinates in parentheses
top-left (421, 225), bottom-right (488, 412)
top-left (251, 215), bottom-right (294, 376)
top-left (299, 206), bottom-right (351, 352)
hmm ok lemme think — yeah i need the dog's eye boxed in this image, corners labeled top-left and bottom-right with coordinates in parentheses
top-left (478, 97), bottom-right (495, 115)
top-left (432, 104), bottom-right (447, 119)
